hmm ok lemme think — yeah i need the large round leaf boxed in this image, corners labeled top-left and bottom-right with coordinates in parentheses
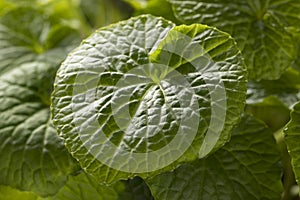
top-left (51, 15), bottom-right (247, 183)
top-left (168, 0), bottom-right (298, 81)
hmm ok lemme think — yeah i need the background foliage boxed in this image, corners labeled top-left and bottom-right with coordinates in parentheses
top-left (0, 0), bottom-right (300, 199)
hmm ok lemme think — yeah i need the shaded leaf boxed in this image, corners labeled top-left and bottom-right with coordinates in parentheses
top-left (0, 6), bottom-right (80, 75)
top-left (147, 115), bottom-right (283, 200)
top-left (247, 67), bottom-right (300, 108)
top-left (41, 172), bottom-right (125, 200)
top-left (0, 185), bottom-right (38, 200)
top-left (0, 6), bottom-right (81, 197)
top-left (118, 177), bottom-right (154, 200)
top-left (168, 0), bottom-right (298, 80)
top-left (284, 101), bottom-right (300, 193)
top-left (246, 96), bottom-right (290, 131)
top-left (0, 62), bottom-right (79, 197)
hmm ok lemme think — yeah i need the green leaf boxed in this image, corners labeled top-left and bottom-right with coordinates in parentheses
top-left (53, 174), bottom-right (154, 200)
top-left (0, 62), bottom-right (79, 197)
top-left (40, 172), bottom-right (125, 200)
top-left (149, 24), bottom-right (247, 157)
top-left (52, 15), bottom-right (247, 183)
top-left (80, 0), bottom-right (132, 29)
top-left (2, 0), bottom-right (93, 36)
top-left (0, 6), bottom-right (82, 197)
top-left (0, 6), bottom-right (81, 75)
top-left (246, 96), bottom-right (290, 131)
top-left (0, 173), bottom-right (154, 200)
top-left (124, 0), bottom-right (148, 9)
top-left (125, 0), bottom-right (180, 24)
top-left (42, 174), bottom-right (154, 200)
top-left (246, 68), bottom-right (300, 131)
top-left (247, 67), bottom-right (300, 108)
top-left (0, 0), bottom-right (14, 15)
top-left (19, 0), bottom-right (133, 36)
top-left (52, 15), bottom-right (176, 183)
top-left (38, 0), bottom-right (92, 36)
top-left (118, 177), bottom-right (154, 200)
top-left (284, 101), bottom-right (300, 192)
top-left (147, 115), bottom-right (283, 200)
top-left (168, 0), bottom-right (298, 81)
top-left (289, 27), bottom-right (300, 71)
top-left (295, 46), bottom-right (300, 72)
top-left (0, 185), bottom-right (38, 200)
top-left (269, 0), bottom-right (300, 26)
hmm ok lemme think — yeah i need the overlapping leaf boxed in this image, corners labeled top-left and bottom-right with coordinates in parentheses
top-left (247, 68), bottom-right (300, 108)
top-left (0, 6), bottom-right (80, 74)
top-left (52, 15), bottom-right (247, 183)
top-left (0, 62), bottom-right (80, 196)
top-left (0, 6), bottom-right (81, 196)
top-left (0, 185), bottom-right (38, 200)
top-left (246, 96), bottom-right (290, 131)
top-left (246, 68), bottom-right (300, 130)
top-left (41, 172), bottom-right (125, 200)
top-left (0, 173), bottom-right (154, 200)
top-left (65, 175), bottom-right (154, 200)
top-left (168, 0), bottom-right (299, 80)
top-left (269, 0), bottom-right (300, 26)
top-left (147, 115), bottom-right (283, 200)
top-left (284, 101), bottom-right (300, 192)
top-left (118, 177), bottom-right (154, 200)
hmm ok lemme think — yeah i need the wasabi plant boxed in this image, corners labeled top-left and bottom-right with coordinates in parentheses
top-left (0, 1), bottom-right (300, 199)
